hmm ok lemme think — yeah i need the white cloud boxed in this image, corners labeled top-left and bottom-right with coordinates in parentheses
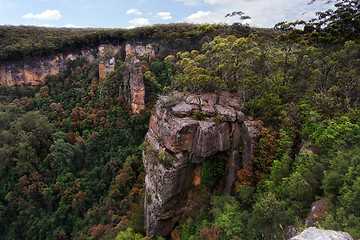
top-left (179, 0), bottom-right (331, 28)
top-left (39, 24), bottom-right (54, 27)
top-left (126, 8), bottom-right (142, 15)
top-left (204, 0), bottom-right (235, 4)
top-left (157, 12), bottom-right (172, 20)
top-left (175, 0), bottom-right (199, 6)
top-left (129, 18), bottom-right (150, 26)
top-left (63, 24), bottom-right (83, 28)
top-left (23, 9), bottom-right (62, 20)
top-left (37, 23), bottom-right (87, 28)
top-left (187, 11), bottom-right (211, 21)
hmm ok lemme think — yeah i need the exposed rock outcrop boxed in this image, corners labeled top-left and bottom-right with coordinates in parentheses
top-left (0, 48), bottom-right (98, 86)
top-left (122, 43), bottom-right (155, 114)
top-left (0, 42), bottom-right (157, 114)
top-left (0, 44), bottom-right (124, 86)
top-left (125, 43), bottom-right (155, 58)
top-left (143, 92), bottom-right (261, 238)
top-left (98, 45), bottom-right (122, 80)
top-left (305, 198), bottom-right (330, 227)
top-left (290, 227), bottom-right (353, 240)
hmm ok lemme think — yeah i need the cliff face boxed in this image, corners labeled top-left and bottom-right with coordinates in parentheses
top-left (98, 45), bottom-right (122, 80)
top-left (143, 91), bottom-right (261, 238)
top-left (0, 44), bottom-right (126, 86)
top-left (122, 43), bottom-right (155, 114)
top-left (0, 42), bottom-right (156, 114)
top-left (0, 49), bottom-right (98, 86)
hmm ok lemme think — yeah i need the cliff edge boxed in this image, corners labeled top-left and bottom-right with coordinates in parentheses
top-left (143, 91), bottom-right (261, 238)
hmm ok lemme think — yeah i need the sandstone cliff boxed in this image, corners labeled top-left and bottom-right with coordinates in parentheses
top-left (0, 44), bottom-right (125, 86)
top-left (122, 44), bottom-right (155, 114)
top-left (0, 49), bottom-right (98, 86)
top-left (0, 42), bottom-right (156, 114)
top-left (143, 91), bottom-right (261, 238)
top-left (98, 45), bottom-right (122, 80)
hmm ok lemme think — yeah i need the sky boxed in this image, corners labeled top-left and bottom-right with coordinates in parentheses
top-left (0, 0), bottom-right (333, 29)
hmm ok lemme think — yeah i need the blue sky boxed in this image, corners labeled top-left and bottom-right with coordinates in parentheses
top-left (0, 0), bottom-right (332, 29)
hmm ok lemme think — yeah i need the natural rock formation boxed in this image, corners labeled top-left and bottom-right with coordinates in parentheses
top-left (122, 43), bottom-right (155, 114)
top-left (0, 49), bottom-right (98, 86)
top-left (0, 44), bottom-right (126, 86)
top-left (285, 198), bottom-right (334, 239)
top-left (125, 43), bottom-right (155, 58)
top-left (290, 227), bottom-right (353, 240)
top-left (143, 91), bottom-right (261, 238)
top-left (98, 45), bottom-right (122, 80)
top-left (305, 198), bottom-right (330, 227)
top-left (0, 42), bottom-right (157, 114)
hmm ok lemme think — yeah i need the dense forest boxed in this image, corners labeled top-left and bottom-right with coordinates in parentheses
top-left (0, 0), bottom-right (360, 239)
top-left (0, 23), bottom-right (276, 63)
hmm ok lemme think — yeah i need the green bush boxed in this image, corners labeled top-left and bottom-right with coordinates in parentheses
top-left (200, 157), bottom-right (225, 187)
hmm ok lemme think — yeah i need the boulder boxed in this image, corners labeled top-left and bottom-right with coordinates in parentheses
top-left (215, 105), bottom-right (237, 122)
top-left (305, 198), bottom-right (330, 227)
top-left (290, 227), bottom-right (353, 240)
top-left (171, 102), bottom-right (194, 117)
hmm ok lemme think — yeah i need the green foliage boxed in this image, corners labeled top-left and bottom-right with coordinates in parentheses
top-left (276, 0), bottom-right (360, 42)
top-left (0, 58), bottom-right (150, 239)
top-left (0, 23), bottom-right (271, 63)
top-left (211, 195), bottom-right (252, 239)
top-left (310, 117), bottom-right (360, 152)
top-left (250, 193), bottom-right (286, 239)
top-left (115, 228), bottom-right (146, 240)
top-left (200, 157), bottom-right (226, 188)
top-left (1, 21), bottom-right (360, 240)
top-left (212, 115), bottom-right (222, 123)
top-left (194, 111), bottom-right (206, 120)
top-left (179, 211), bottom-right (213, 240)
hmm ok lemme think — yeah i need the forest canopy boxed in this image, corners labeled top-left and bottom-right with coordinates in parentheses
top-left (0, 1), bottom-right (360, 239)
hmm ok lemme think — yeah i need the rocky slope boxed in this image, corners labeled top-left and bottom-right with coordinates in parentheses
top-left (143, 91), bottom-right (261, 238)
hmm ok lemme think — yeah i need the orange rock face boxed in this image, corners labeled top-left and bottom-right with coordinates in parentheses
top-left (123, 43), bottom-right (156, 114)
top-left (0, 68), bottom-right (13, 86)
top-left (193, 166), bottom-right (201, 186)
top-left (99, 63), bottom-right (106, 80)
top-left (0, 44), bottom-right (121, 86)
top-left (24, 70), bottom-right (41, 85)
top-left (130, 75), bottom-right (146, 114)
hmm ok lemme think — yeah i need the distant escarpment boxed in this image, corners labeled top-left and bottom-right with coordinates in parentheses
top-left (143, 91), bottom-right (261, 238)
top-left (0, 43), bottom-right (156, 114)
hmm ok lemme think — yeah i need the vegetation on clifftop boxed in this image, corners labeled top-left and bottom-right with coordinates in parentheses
top-left (0, 1), bottom-right (360, 239)
top-left (0, 23), bottom-right (274, 63)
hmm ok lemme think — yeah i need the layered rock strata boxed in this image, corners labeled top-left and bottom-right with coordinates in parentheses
top-left (0, 42), bottom-right (156, 114)
top-left (0, 44), bottom-right (125, 86)
top-left (122, 43), bottom-right (155, 114)
top-left (0, 47), bottom-right (103, 86)
top-left (143, 92), bottom-right (261, 238)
